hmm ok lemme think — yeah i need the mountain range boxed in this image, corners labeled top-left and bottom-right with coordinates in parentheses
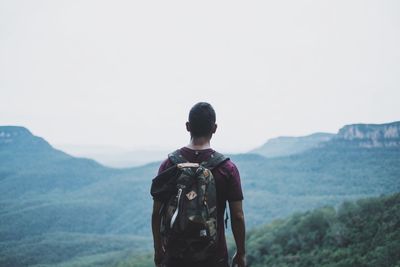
top-left (0, 121), bottom-right (399, 266)
top-left (250, 121), bottom-right (400, 158)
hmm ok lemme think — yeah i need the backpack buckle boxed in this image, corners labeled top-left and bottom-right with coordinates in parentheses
top-left (177, 163), bottom-right (200, 169)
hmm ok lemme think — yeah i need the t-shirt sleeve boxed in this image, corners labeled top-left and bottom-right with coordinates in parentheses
top-left (225, 161), bottom-right (244, 202)
top-left (158, 158), bottom-right (172, 175)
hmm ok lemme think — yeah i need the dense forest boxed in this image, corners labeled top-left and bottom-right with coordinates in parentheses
top-left (245, 193), bottom-right (400, 267)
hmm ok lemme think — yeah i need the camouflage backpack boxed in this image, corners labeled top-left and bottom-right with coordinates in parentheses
top-left (160, 150), bottom-right (229, 261)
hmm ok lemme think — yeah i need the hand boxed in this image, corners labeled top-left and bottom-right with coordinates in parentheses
top-left (232, 251), bottom-right (246, 267)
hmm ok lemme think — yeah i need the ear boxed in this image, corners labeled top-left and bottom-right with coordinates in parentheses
top-left (186, 122), bottom-right (191, 132)
top-left (212, 123), bottom-right (217, 134)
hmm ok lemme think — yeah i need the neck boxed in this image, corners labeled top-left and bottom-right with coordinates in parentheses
top-left (186, 137), bottom-right (211, 150)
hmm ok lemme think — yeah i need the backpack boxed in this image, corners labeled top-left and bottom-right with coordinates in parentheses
top-left (158, 150), bottom-right (229, 262)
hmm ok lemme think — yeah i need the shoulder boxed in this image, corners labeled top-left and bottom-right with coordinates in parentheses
top-left (222, 158), bottom-right (238, 169)
top-left (157, 157), bottom-right (173, 175)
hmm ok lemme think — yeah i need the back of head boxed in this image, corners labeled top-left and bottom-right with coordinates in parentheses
top-left (188, 102), bottom-right (216, 138)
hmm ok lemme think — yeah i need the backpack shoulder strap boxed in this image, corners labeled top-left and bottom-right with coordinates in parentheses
top-left (202, 151), bottom-right (229, 170)
top-left (168, 149), bottom-right (187, 165)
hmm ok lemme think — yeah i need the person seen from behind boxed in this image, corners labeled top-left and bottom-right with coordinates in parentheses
top-left (151, 102), bottom-right (246, 267)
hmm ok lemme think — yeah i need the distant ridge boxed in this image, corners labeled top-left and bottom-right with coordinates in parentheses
top-left (250, 132), bottom-right (334, 158)
top-left (0, 125), bottom-right (111, 198)
top-left (252, 121), bottom-right (400, 157)
top-left (0, 126), bottom-right (167, 168)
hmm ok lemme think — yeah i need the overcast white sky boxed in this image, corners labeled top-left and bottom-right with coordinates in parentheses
top-left (1, 0), bottom-right (399, 153)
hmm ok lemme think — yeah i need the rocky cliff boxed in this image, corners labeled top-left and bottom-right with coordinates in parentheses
top-left (335, 121), bottom-right (400, 148)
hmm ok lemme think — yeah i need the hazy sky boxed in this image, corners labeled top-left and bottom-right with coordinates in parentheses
top-left (1, 0), bottom-right (399, 152)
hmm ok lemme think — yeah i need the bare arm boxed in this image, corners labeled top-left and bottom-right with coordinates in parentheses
top-left (152, 200), bottom-right (164, 266)
top-left (229, 200), bottom-right (246, 267)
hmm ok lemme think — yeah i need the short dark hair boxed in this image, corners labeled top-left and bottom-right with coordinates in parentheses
top-left (188, 102), bottom-right (216, 138)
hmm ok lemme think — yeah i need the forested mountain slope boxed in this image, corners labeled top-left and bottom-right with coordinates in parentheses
top-left (245, 193), bottom-right (400, 267)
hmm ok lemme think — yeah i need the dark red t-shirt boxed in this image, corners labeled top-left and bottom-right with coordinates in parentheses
top-left (157, 147), bottom-right (244, 262)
